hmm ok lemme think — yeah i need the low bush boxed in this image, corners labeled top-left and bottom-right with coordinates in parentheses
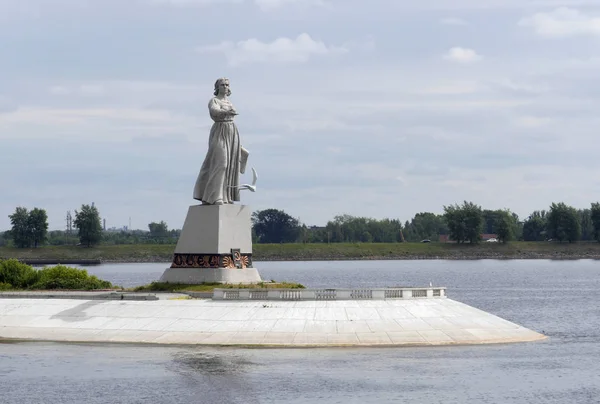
top-left (0, 259), bottom-right (40, 288)
top-left (0, 282), bottom-right (12, 291)
top-left (0, 259), bottom-right (113, 290)
top-left (32, 265), bottom-right (113, 290)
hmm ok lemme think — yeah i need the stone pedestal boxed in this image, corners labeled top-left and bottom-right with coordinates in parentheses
top-left (159, 204), bottom-right (262, 284)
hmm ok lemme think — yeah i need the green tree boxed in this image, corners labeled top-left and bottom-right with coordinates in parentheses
top-left (403, 212), bottom-right (448, 242)
top-left (148, 221), bottom-right (169, 238)
top-left (7, 207), bottom-right (48, 248)
top-left (46, 230), bottom-right (78, 246)
top-left (522, 210), bottom-right (547, 241)
top-left (482, 210), bottom-right (500, 234)
top-left (304, 226), bottom-right (328, 243)
top-left (324, 215), bottom-right (403, 243)
top-left (443, 201), bottom-right (483, 244)
top-left (546, 202), bottom-right (581, 243)
top-left (28, 208), bottom-right (48, 248)
top-left (512, 212), bottom-right (524, 240)
top-left (74, 204), bottom-right (103, 247)
top-left (8, 207), bottom-right (31, 248)
top-left (443, 205), bottom-right (466, 243)
top-left (480, 209), bottom-right (521, 239)
top-left (578, 209), bottom-right (593, 241)
top-left (252, 209), bottom-right (301, 243)
top-left (494, 210), bottom-right (515, 243)
top-left (591, 202), bottom-right (600, 242)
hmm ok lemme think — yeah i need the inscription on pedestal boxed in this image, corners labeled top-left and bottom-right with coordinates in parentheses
top-left (170, 253), bottom-right (252, 269)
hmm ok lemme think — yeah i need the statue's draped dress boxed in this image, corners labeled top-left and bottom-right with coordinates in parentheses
top-left (193, 97), bottom-right (241, 204)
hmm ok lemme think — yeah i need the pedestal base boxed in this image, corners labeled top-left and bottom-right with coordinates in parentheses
top-left (159, 204), bottom-right (262, 284)
top-left (159, 267), bottom-right (262, 284)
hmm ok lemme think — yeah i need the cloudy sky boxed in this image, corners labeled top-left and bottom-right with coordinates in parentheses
top-left (2, 0), bottom-right (600, 231)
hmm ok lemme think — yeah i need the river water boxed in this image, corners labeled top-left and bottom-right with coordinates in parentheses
top-left (1, 259), bottom-right (599, 403)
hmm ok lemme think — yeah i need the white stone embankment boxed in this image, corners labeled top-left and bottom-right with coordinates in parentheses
top-left (0, 293), bottom-right (546, 347)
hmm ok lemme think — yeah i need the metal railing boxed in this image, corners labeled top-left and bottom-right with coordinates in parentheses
top-left (212, 287), bottom-right (446, 301)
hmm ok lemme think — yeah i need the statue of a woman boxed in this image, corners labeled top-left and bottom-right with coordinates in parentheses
top-left (193, 78), bottom-right (246, 205)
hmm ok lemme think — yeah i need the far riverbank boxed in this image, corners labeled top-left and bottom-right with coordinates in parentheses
top-left (2, 242), bottom-right (600, 263)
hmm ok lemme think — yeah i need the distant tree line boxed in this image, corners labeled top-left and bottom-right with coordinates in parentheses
top-left (3, 201), bottom-right (600, 248)
top-left (250, 202), bottom-right (600, 245)
top-left (2, 204), bottom-right (179, 248)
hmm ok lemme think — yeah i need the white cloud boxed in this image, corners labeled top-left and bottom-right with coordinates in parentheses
top-left (385, 0), bottom-right (600, 11)
top-left (0, 107), bottom-right (190, 140)
top-left (495, 79), bottom-right (552, 94)
top-left (254, 0), bottom-right (327, 11)
top-left (79, 84), bottom-right (106, 97)
top-left (0, 2), bottom-right (41, 21)
top-left (196, 33), bottom-right (347, 66)
top-left (513, 115), bottom-right (553, 128)
top-left (0, 95), bottom-right (17, 113)
top-left (440, 17), bottom-right (468, 25)
top-left (419, 81), bottom-right (483, 95)
top-left (444, 47), bottom-right (483, 63)
top-left (341, 36), bottom-right (376, 52)
top-left (146, 0), bottom-right (242, 6)
top-left (519, 7), bottom-right (600, 38)
top-left (145, 0), bottom-right (323, 10)
top-left (46, 81), bottom-right (196, 102)
top-left (49, 86), bottom-right (70, 95)
top-left (135, 0), bottom-right (600, 12)
top-left (48, 84), bottom-right (105, 97)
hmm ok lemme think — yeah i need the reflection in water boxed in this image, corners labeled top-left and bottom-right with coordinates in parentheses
top-left (172, 351), bottom-right (234, 375)
top-left (168, 350), bottom-right (260, 404)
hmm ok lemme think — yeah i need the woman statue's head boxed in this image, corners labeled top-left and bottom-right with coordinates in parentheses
top-left (214, 78), bottom-right (231, 96)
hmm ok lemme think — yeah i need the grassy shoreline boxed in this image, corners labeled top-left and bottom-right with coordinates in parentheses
top-left (131, 281), bottom-right (305, 292)
top-left (2, 242), bottom-right (600, 262)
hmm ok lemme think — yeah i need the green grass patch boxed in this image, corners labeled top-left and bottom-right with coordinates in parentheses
top-left (2, 241), bottom-right (600, 263)
top-left (0, 244), bottom-right (175, 262)
top-left (131, 281), bottom-right (305, 293)
top-left (253, 241), bottom-right (600, 260)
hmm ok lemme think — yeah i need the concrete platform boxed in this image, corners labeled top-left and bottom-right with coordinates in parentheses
top-left (0, 297), bottom-right (547, 347)
top-left (159, 267), bottom-right (262, 285)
